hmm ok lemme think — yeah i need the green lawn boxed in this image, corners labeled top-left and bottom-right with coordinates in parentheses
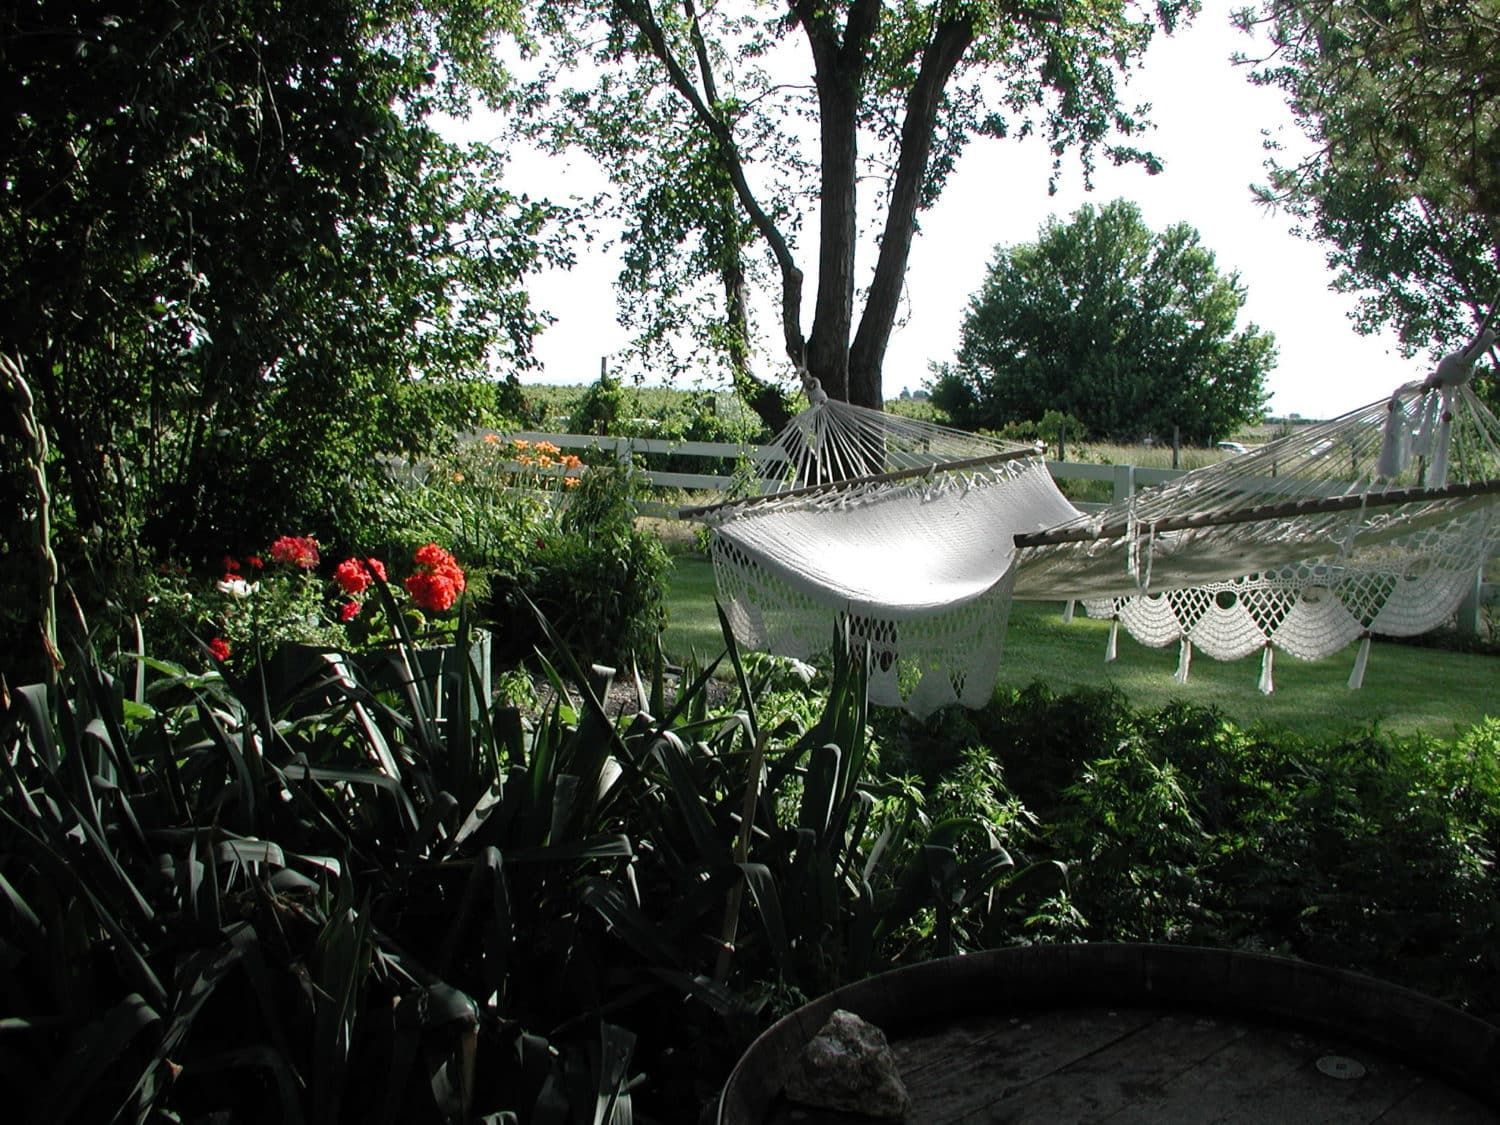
top-left (663, 554), bottom-right (1498, 739)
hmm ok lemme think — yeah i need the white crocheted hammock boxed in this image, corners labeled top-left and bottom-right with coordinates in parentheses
top-left (688, 345), bottom-right (1500, 714)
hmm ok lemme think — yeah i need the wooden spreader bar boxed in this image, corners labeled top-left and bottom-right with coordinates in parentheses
top-left (1013, 478), bottom-right (1500, 549)
top-left (679, 448), bottom-right (1039, 520)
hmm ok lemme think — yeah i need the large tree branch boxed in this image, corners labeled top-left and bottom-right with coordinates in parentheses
top-left (849, 15), bottom-right (975, 402)
top-left (618, 0), bottom-right (806, 365)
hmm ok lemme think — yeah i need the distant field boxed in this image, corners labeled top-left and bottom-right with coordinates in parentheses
top-left (661, 554), bottom-right (1497, 739)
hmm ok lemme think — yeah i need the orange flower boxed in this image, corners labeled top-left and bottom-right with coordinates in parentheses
top-left (535, 441), bottom-right (561, 457)
top-left (563, 476), bottom-right (581, 489)
top-left (561, 454), bottom-right (582, 470)
top-left (482, 433), bottom-right (500, 445)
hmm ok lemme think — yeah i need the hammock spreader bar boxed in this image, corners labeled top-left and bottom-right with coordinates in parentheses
top-left (1012, 477), bottom-right (1500, 549)
top-left (679, 448), bottom-right (1039, 520)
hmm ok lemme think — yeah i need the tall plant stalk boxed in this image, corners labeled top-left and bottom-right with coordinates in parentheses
top-left (2, 353), bottom-right (60, 682)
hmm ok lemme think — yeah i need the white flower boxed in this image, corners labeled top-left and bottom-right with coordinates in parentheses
top-left (216, 577), bottom-right (258, 599)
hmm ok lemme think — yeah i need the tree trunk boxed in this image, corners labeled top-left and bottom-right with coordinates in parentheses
top-left (803, 30), bottom-right (864, 403)
top-left (849, 16), bottom-right (974, 410)
top-left (724, 257), bottom-right (794, 436)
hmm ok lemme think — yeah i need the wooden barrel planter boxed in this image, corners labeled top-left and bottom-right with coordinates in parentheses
top-left (718, 943), bottom-right (1500, 1123)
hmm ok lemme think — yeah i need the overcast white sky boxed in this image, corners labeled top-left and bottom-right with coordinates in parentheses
top-left (457, 2), bottom-right (1423, 421)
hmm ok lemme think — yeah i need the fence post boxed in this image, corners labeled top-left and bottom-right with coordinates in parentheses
top-left (1112, 463), bottom-right (1136, 503)
top-left (1455, 569), bottom-right (1484, 637)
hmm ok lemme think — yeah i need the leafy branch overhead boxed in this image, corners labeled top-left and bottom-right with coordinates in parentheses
top-left (1240, 0), bottom-right (1500, 381)
top-left (0, 0), bottom-right (570, 572)
top-left (514, 0), bottom-right (1195, 415)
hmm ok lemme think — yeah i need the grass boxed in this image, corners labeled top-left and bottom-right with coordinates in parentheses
top-left (662, 554), bottom-right (1498, 739)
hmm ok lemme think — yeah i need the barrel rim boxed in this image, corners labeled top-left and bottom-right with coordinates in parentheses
top-left (716, 941), bottom-right (1500, 1123)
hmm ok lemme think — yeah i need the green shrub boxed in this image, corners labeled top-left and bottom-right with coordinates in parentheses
top-left (483, 459), bottom-right (669, 670)
top-left (381, 434), bottom-right (668, 670)
top-left (914, 686), bottom-right (1500, 1014)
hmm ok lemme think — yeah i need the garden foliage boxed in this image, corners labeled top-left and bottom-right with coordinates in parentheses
top-left (890, 683), bottom-right (1500, 1015)
top-left (0, 0), bottom-right (566, 677)
top-left (0, 598), bottom-right (1046, 1121)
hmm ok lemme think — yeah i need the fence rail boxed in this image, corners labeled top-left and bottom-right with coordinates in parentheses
top-left (493, 429), bottom-right (1182, 513)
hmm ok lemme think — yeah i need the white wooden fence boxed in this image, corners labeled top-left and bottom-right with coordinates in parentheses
top-left (498, 429), bottom-right (1185, 515)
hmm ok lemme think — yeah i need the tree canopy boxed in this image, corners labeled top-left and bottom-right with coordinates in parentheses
top-left (1, 0), bottom-right (564, 573)
top-left (515, 0), bottom-right (1195, 417)
top-left (932, 200), bottom-right (1274, 444)
top-left (1240, 0), bottom-right (1500, 385)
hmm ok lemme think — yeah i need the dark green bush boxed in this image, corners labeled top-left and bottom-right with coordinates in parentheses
top-left (486, 460), bottom-right (669, 670)
top-left (897, 684), bottom-right (1500, 1016)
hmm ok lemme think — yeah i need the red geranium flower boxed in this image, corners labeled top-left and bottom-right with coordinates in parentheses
top-left (208, 637), bottom-right (231, 662)
top-left (333, 557), bottom-right (373, 596)
top-left (269, 535), bottom-right (320, 569)
top-left (339, 600), bottom-right (362, 622)
top-left (404, 572), bottom-right (458, 612)
top-left (404, 543), bottom-right (466, 613)
top-left (222, 556), bottom-right (241, 574)
top-left (246, 555), bottom-right (264, 570)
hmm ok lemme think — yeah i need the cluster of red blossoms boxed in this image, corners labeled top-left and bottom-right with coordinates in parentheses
top-left (404, 542), bottom-right (466, 613)
top-left (332, 556), bottom-right (388, 621)
top-left (205, 537), bottom-right (465, 664)
top-left (268, 534), bottom-right (320, 570)
top-left (331, 545), bottom-right (464, 620)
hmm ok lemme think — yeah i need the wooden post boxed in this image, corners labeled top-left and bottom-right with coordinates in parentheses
top-left (1455, 570), bottom-right (1484, 637)
top-left (1172, 426), bottom-right (1180, 470)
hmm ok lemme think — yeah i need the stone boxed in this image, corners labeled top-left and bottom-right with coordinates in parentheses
top-left (781, 1009), bottom-right (911, 1121)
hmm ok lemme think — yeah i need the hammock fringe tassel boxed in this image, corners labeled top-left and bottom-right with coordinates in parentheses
top-left (1105, 618), bottom-right (1119, 663)
top-left (1174, 638), bottom-right (1192, 684)
top-left (1258, 644), bottom-right (1275, 695)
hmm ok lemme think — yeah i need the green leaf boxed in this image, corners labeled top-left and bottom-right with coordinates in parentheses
top-left (736, 862), bottom-right (791, 981)
top-left (581, 879), bottom-right (682, 968)
top-left (593, 1021), bottom-right (636, 1125)
top-left (649, 732), bottom-right (727, 866)
top-left (27, 993), bottom-right (160, 1125)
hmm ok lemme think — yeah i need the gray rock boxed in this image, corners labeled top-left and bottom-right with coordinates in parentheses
top-left (782, 1009), bottom-right (911, 1121)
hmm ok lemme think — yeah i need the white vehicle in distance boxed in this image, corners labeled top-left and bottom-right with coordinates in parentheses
top-left (1216, 440), bottom-right (1248, 455)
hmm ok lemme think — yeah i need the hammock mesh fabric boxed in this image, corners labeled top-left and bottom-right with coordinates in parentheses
top-left (692, 373), bottom-right (1499, 713)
